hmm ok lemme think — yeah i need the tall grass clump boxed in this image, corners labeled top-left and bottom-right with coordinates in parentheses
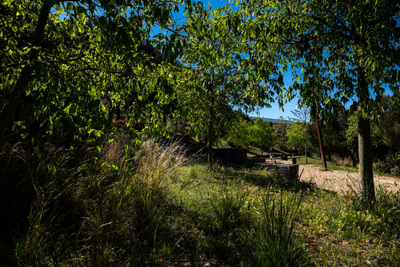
top-left (13, 135), bottom-right (188, 266)
top-left (342, 184), bottom-right (400, 237)
top-left (133, 138), bottom-right (187, 190)
top-left (210, 188), bottom-right (251, 231)
top-left (252, 189), bottom-right (304, 266)
top-left (203, 185), bottom-right (255, 266)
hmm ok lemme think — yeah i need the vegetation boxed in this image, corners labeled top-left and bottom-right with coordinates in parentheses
top-left (228, 117), bottom-right (276, 154)
top-left (227, 117), bottom-right (253, 147)
top-left (3, 137), bottom-right (400, 266)
top-left (286, 123), bottom-right (307, 154)
top-left (1, 0), bottom-right (400, 266)
top-left (239, 0), bottom-right (400, 203)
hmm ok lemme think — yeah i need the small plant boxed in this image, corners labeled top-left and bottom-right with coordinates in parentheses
top-left (385, 242), bottom-right (400, 266)
top-left (13, 136), bottom-right (189, 266)
top-left (374, 151), bottom-right (400, 177)
top-left (210, 187), bottom-right (251, 231)
top-left (253, 189), bottom-right (304, 266)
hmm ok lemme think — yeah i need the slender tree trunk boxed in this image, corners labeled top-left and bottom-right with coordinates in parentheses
top-left (315, 119), bottom-right (327, 170)
top-left (207, 80), bottom-right (215, 166)
top-left (304, 121), bottom-right (308, 164)
top-left (357, 69), bottom-right (375, 204)
top-left (0, 0), bottom-right (53, 146)
top-left (207, 99), bottom-right (214, 165)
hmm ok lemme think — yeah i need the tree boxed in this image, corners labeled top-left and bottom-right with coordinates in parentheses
top-left (286, 123), bottom-right (305, 155)
top-left (176, 4), bottom-right (283, 164)
top-left (273, 117), bottom-right (288, 150)
top-left (240, 0), bottom-right (400, 204)
top-left (0, 0), bottom-right (189, 149)
top-left (227, 117), bottom-right (252, 147)
top-left (250, 118), bottom-right (276, 154)
top-left (291, 103), bottom-right (310, 162)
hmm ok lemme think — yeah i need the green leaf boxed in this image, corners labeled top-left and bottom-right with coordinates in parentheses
top-left (66, 2), bottom-right (73, 14)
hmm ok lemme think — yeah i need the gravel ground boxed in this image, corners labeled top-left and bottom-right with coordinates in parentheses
top-left (265, 158), bottom-right (400, 194)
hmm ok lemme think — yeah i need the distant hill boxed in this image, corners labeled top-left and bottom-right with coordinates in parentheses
top-left (249, 117), bottom-right (295, 125)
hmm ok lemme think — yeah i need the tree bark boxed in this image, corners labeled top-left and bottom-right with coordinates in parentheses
top-left (315, 119), bottom-right (327, 170)
top-left (207, 96), bottom-right (214, 166)
top-left (0, 0), bottom-right (53, 146)
top-left (357, 69), bottom-right (375, 204)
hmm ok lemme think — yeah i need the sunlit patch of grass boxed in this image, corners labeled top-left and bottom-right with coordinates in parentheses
top-left (295, 182), bottom-right (400, 265)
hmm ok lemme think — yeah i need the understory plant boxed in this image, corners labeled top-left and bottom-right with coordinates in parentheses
top-left (13, 136), bottom-right (187, 266)
top-left (374, 151), bottom-right (400, 177)
top-left (253, 189), bottom-right (304, 266)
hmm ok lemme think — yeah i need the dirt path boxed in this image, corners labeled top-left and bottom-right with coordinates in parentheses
top-left (265, 158), bottom-right (400, 194)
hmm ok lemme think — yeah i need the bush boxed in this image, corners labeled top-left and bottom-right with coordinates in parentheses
top-left (374, 151), bottom-right (400, 177)
top-left (252, 189), bottom-right (304, 266)
top-left (13, 136), bottom-right (188, 266)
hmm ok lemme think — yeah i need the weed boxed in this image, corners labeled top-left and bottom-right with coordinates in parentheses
top-left (210, 187), bottom-right (251, 231)
top-left (13, 136), bottom-right (188, 266)
top-left (385, 242), bottom-right (400, 266)
top-left (252, 189), bottom-right (304, 266)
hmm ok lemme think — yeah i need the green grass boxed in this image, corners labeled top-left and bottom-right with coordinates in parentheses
top-left (4, 138), bottom-right (400, 266)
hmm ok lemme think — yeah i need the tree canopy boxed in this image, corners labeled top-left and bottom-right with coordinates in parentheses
top-left (3, 0), bottom-right (400, 202)
top-left (173, 3), bottom-right (284, 162)
top-left (1, 0), bottom-right (191, 149)
top-left (238, 0), bottom-right (400, 203)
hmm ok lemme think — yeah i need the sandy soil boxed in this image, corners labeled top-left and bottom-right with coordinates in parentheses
top-left (265, 158), bottom-right (400, 194)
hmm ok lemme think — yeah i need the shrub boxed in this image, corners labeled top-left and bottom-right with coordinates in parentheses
top-left (374, 151), bottom-right (400, 177)
top-left (252, 189), bottom-right (304, 266)
top-left (13, 136), bottom-right (188, 266)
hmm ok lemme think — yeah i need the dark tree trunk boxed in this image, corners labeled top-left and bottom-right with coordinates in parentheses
top-left (304, 121), bottom-right (308, 164)
top-left (357, 69), bottom-right (375, 204)
top-left (0, 0), bottom-right (53, 146)
top-left (207, 98), bottom-right (214, 165)
top-left (315, 119), bottom-right (327, 170)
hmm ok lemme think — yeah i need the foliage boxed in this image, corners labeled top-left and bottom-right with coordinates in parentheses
top-left (298, 186), bottom-right (400, 266)
top-left (273, 117), bottom-right (289, 150)
top-left (3, 0), bottom-right (400, 266)
top-left (346, 113), bottom-right (359, 155)
top-left (175, 3), bottom-right (285, 162)
top-left (227, 117), bottom-right (276, 151)
top-left (373, 94), bottom-right (400, 152)
top-left (375, 151), bottom-right (400, 177)
top-left (227, 116), bottom-right (252, 147)
top-left (290, 103), bottom-right (312, 161)
top-left (1, 0), bottom-right (190, 149)
top-left (250, 117), bottom-right (276, 152)
top-left (238, 0), bottom-right (400, 203)
top-left (13, 137), bottom-right (187, 266)
top-left (252, 190), bottom-right (304, 266)
top-left (210, 187), bottom-right (252, 231)
top-left (286, 123), bottom-right (306, 153)
top-left (3, 138), bottom-right (400, 266)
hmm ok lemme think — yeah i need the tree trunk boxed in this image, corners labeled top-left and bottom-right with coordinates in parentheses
top-left (207, 107), bottom-right (214, 165)
top-left (357, 69), bottom-right (375, 204)
top-left (315, 119), bottom-right (327, 170)
top-left (0, 0), bottom-right (53, 146)
top-left (304, 121), bottom-right (308, 164)
top-left (207, 93), bottom-right (215, 165)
